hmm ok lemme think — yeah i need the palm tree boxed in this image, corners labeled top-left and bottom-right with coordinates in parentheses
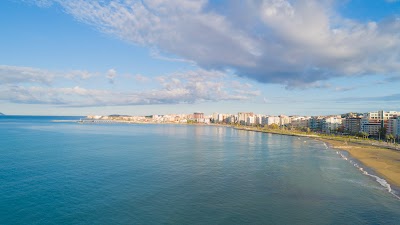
top-left (389, 134), bottom-right (395, 144)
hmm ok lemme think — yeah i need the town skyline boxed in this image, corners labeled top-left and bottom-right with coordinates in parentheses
top-left (82, 109), bottom-right (400, 139)
top-left (1, 1), bottom-right (400, 116)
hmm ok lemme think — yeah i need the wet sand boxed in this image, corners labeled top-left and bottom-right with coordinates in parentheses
top-left (317, 138), bottom-right (400, 187)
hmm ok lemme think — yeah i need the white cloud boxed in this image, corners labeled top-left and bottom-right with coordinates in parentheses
top-left (106, 69), bottom-right (117, 84)
top-left (0, 65), bottom-right (260, 106)
top-left (0, 65), bottom-right (55, 85)
top-left (0, 65), bottom-right (96, 85)
top-left (34, 0), bottom-right (400, 88)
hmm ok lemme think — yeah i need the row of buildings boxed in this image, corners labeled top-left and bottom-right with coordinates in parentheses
top-left (87, 110), bottom-right (400, 138)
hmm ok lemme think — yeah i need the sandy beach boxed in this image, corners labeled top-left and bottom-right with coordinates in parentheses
top-left (234, 127), bottom-right (400, 188)
top-left (319, 138), bottom-right (400, 187)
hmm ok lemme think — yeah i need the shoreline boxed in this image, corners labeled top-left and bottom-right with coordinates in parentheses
top-left (234, 126), bottom-right (400, 193)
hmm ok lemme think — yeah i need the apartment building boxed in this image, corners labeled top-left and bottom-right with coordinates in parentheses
top-left (322, 116), bottom-right (342, 133)
top-left (343, 116), bottom-right (361, 134)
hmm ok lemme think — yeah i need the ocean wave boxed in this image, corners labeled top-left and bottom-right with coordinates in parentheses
top-left (336, 151), bottom-right (400, 200)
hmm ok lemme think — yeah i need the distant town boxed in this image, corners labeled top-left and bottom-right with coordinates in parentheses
top-left (85, 110), bottom-right (400, 141)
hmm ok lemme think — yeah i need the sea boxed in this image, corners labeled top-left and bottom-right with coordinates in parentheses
top-left (0, 116), bottom-right (399, 224)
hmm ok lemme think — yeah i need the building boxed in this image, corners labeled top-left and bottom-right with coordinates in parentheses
top-left (364, 110), bottom-right (400, 125)
top-left (289, 116), bottom-right (310, 129)
top-left (255, 115), bottom-right (264, 125)
top-left (225, 115), bottom-right (237, 124)
top-left (279, 115), bottom-right (291, 127)
top-left (322, 116), bottom-right (342, 133)
top-left (309, 116), bottom-right (324, 131)
top-left (397, 117), bottom-right (400, 138)
top-left (343, 116), bottom-right (361, 134)
top-left (265, 116), bottom-right (280, 126)
top-left (246, 116), bottom-right (255, 126)
top-left (388, 116), bottom-right (399, 137)
top-left (193, 112), bottom-right (204, 119)
top-left (238, 112), bottom-right (254, 125)
top-left (361, 118), bottom-right (381, 136)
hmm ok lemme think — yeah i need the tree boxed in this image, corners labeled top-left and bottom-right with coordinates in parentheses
top-left (387, 134), bottom-right (395, 144)
top-left (378, 127), bottom-right (387, 141)
top-left (359, 132), bottom-right (369, 139)
top-left (269, 123), bottom-right (279, 130)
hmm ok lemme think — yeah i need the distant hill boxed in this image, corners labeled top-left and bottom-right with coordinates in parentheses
top-left (0, 112), bottom-right (4, 116)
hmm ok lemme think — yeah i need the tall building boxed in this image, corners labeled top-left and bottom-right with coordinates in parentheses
top-left (322, 116), bottom-right (342, 133)
top-left (364, 110), bottom-right (400, 121)
top-left (309, 116), bottom-right (324, 131)
top-left (255, 115), bottom-right (264, 125)
top-left (246, 116), bottom-right (255, 126)
top-left (265, 116), bottom-right (280, 126)
top-left (279, 115), bottom-right (290, 127)
top-left (361, 118), bottom-right (381, 136)
top-left (238, 112), bottom-right (254, 125)
top-left (193, 112), bottom-right (204, 119)
top-left (388, 116), bottom-right (400, 137)
top-left (344, 116), bottom-right (361, 134)
top-left (289, 116), bottom-right (310, 129)
top-left (397, 117), bottom-right (400, 138)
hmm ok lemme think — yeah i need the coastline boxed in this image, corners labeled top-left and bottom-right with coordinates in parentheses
top-left (234, 127), bottom-right (400, 189)
top-left (320, 138), bottom-right (400, 187)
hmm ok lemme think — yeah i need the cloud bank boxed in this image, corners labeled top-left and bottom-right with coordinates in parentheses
top-left (0, 65), bottom-right (259, 106)
top-left (33, 0), bottom-right (400, 88)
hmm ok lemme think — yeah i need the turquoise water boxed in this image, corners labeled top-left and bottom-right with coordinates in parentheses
top-left (0, 116), bottom-right (399, 224)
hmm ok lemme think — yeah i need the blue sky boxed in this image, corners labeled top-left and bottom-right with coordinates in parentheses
top-left (1, 0), bottom-right (400, 116)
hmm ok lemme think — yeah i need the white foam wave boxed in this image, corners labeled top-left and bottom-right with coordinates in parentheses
top-left (336, 151), bottom-right (400, 200)
top-left (323, 143), bottom-right (329, 149)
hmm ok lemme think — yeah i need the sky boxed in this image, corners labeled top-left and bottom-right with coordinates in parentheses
top-left (1, 0), bottom-right (400, 116)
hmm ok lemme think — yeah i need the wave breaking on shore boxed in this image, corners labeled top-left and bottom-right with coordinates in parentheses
top-left (335, 150), bottom-right (400, 200)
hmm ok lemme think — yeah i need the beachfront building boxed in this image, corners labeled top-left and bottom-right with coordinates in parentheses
top-left (397, 117), bottom-right (400, 139)
top-left (225, 115), bottom-right (237, 124)
top-left (238, 112), bottom-right (254, 125)
top-left (309, 116), bottom-right (324, 131)
top-left (217, 114), bottom-right (226, 123)
top-left (279, 115), bottom-right (291, 127)
top-left (255, 115), bottom-right (264, 126)
top-left (289, 116), bottom-right (310, 129)
top-left (343, 116), bottom-right (361, 134)
top-left (264, 116), bottom-right (280, 126)
top-left (212, 112), bottom-right (219, 122)
top-left (364, 110), bottom-right (400, 124)
top-left (322, 116), bottom-right (342, 133)
top-left (361, 118), bottom-right (381, 136)
top-left (387, 116), bottom-right (399, 137)
top-left (193, 112), bottom-right (204, 119)
top-left (246, 116), bottom-right (255, 126)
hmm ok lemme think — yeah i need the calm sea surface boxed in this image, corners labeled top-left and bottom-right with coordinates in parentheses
top-left (0, 116), bottom-right (399, 224)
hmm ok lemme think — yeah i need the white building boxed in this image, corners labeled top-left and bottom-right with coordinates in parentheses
top-left (364, 110), bottom-right (400, 120)
top-left (322, 116), bottom-right (342, 133)
top-left (265, 116), bottom-right (280, 126)
top-left (289, 116), bottom-right (310, 128)
top-left (279, 115), bottom-right (291, 126)
top-left (246, 116), bottom-right (255, 126)
top-left (361, 117), bottom-right (381, 136)
top-left (255, 115), bottom-right (264, 125)
top-left (238, 112), bottom-right (254, 125)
